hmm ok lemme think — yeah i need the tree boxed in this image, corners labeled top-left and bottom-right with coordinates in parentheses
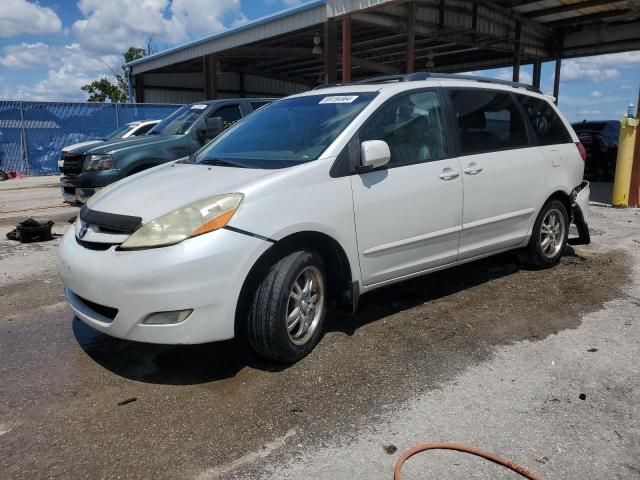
top-left (81, 47), bottom-right (146, 103)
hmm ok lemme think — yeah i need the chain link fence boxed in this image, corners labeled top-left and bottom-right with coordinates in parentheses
top-left (0, 101), bottom-right (179, 175)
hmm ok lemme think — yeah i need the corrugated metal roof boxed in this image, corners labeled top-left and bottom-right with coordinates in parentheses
top-left (130, 0), bottom-right (640, 92)
top-left (514, 0), bottom-right (632, 23)
top-left (128, 0), bottom-right (327, 75)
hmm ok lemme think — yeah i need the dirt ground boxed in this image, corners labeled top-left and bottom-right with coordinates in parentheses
top-left (0, 179), bottom-right (638, 479)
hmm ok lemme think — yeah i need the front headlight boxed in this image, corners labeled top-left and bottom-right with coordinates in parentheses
top-left (84, 154), bottom-right (113, 171)
top-left (119, 193), bottom-right (244, 250)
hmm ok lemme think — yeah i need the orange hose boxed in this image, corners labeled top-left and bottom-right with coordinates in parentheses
top-left (394, 442), bottom-right (541, 480)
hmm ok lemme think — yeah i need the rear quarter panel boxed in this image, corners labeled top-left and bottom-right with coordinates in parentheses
top-left (541, 101), bottom-right (585, 196)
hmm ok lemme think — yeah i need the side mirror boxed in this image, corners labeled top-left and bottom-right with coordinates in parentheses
top-left (197, 116), bottom-right (224, 141)
top-left (360, 140), bottom-right (390, 169)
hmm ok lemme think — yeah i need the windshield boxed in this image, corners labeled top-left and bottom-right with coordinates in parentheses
top-left (193, 92), bottom-right (377, 168)
top-left (103, 124), bottom-right (132, 140)
top-left (148, 104), bottom-right (209, 136)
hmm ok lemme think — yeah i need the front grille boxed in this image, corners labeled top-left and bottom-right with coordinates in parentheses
top-left (60, 152), bottom-right (85, 174)
top-left (75, 294), bottom-right (118, 321)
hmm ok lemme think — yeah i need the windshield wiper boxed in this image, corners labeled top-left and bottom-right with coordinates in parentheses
top-left (199, 158), bottom-right (250, 168)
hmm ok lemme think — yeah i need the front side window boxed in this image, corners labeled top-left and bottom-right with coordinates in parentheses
top-left (359, 91), bottom-right (448, 167)
top-left (449, 90), bottom-right (528, 155)
top-left (193, 93), bottom-right (377, 169)
top-left (518, 95), bottom-right (572, 146)
top-left (210, 104), bottom-right (242, 130)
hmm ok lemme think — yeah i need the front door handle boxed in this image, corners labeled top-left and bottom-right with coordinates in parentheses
top-left (439, 168), bottom-right (460, 180)
top-left (463, 163), bottom-right (483, 175)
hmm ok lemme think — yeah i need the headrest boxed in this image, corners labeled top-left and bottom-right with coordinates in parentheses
top-left (459, 110), bottom-right (486, 130)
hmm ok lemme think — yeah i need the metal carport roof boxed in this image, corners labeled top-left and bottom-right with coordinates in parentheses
top-left (127, 0), bottom-right (640, 102)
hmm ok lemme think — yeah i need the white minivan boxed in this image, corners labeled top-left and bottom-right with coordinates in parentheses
top-left (59, 73), bottom-right (590, 362)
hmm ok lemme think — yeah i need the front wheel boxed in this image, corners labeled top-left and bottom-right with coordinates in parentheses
top-left (247, 251), bottom-right (327, 362)
top-left (521, 200), bottom-right (569, 268)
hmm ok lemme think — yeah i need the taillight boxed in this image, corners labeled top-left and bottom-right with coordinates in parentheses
top-left (576, 142), bottom-right (587, 161)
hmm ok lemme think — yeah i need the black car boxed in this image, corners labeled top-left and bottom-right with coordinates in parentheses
top-left (571, 120), bottom-right (620, 181)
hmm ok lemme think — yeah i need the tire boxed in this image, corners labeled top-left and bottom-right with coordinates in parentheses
top-left (247, 250), bottom-right (327, 362)
top-left (0, 170), bottom-right (7, 181)
top-left (520, 200), bottom-right (569, 269)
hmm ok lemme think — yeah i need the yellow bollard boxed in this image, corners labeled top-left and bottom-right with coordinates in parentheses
top-left (612, 117), bottom-right (639, 207)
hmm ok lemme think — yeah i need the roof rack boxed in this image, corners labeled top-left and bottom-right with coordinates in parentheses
top-left (313, 72), bottom-right (541, 93)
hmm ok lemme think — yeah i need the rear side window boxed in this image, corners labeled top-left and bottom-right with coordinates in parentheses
top-left (518, 95), bottom-right (572, 146)
top-left (448, 89), bottom-right (529, 155)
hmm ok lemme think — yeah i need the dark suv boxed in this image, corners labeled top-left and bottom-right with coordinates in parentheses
top-left (571, 120), bottom-right (620, 181)
top-left (59, 98), bottom-right (272, 204)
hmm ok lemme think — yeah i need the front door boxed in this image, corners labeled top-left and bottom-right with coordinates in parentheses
top-left (350, 90), bottom-right (463, 286)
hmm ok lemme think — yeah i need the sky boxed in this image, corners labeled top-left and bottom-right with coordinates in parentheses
top-left (0, 0), bottom-right (638, 122)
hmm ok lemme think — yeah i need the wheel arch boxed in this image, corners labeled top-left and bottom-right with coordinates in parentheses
top-left (545, 190), bottom-right (572, 217)
top-left (234, 230), bottom-right (355, 336)
top-left (526, 188), bottom-right (573, 240)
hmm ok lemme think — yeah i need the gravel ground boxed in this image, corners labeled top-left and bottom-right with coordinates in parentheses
top-left (0, 187), bottom-right (638, 479)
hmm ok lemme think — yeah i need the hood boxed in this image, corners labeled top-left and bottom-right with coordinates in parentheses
top-left (89, 162), bottom-right (279, 223)
top-left (80, 134), bottom-right (182, 155)
top-left (62, 140), bottom-right (101, 152)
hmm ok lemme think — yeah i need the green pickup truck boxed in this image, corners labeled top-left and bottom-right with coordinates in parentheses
top-left (59, 98), bottom-right (272, 204)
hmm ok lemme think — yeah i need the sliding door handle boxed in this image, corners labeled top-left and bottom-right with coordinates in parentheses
top-left (463, 162), bottom-right (483, 175)
top-left (439, 170), bottom-right (460, 180)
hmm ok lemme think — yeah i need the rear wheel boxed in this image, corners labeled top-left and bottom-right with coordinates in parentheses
top-left (521, 200), bottom-right (568, 268)
top-left (247, 250), bottom-right (327, 362)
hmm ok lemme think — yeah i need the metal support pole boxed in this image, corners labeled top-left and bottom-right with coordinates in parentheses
top-left (204, 54), bottom-right (218, 100)
top-left (127, 67), bottom-right (134, 103)
top-left (324, 19), bottom-right (337, 84)
top-left (134, 74), bottom-right (145, 103)
top-left (630, 119), bottom-right (640, 207)
top-left (553, 56), bottom-right (561, 105)
top-left (115, 102), bottom-right (119, 128)
top-left (532, 59), bottom-right (542, 89)
top-left (407, 1), bottom-right (416, 73)
top-left (512, 22), bottom-right (521, 83)
top-left (342, 16), bottom-right (351, 83)
top-left (472, 1), bottom-right (478, 34)
top-left (629, 87), bottom-right (640, 206)
top-left (612, 116), bottom-right (638, 207)
top-left (19, 101), bottom-right (29, 175)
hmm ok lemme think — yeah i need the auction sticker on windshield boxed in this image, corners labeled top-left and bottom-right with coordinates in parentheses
top-left (191, 104), bottom-right (207, 110)
top-left (319, 96), bottom-right (359, 104)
